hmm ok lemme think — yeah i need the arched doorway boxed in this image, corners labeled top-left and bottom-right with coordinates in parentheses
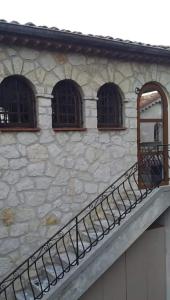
top-left (137, 82), bottom-right (168, 186)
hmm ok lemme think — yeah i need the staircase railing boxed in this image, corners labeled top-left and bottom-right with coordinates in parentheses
top-left (157, 144), bottom-right (170, 181)
top-left (0, 152), bottom-right (163, 300)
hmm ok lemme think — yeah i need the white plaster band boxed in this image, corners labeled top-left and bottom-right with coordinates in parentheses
top-left (83, 98), bottom-right (98, 101)
top-left (36, 94), bottom-right (54, 99)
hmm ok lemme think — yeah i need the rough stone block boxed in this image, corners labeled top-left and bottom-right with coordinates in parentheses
top-left (0, 145), bottom-right (20, 158)
top-left (85, 182), bottom-right (98, 193)
top-left (10, 223), bottom-right (29, 237)
top-left (43, 212), bottom-right (60, 225)
top-left (47, 143), bottom-right (61, 157)
top-left (0, 226), bottom-right (8, 238)
top-left (35, 177), bottom-right (52, 189)
top-left (0, 257), bottom-right (13, 277)
top-left (16, 178), bottom-right (34, 191)
top-left (47, 186), bottom-right (63, 202)
top-left (45, 162), bottom-right (58, 177)
top-left (36, 67), bottom-right (46, 83)
top-left (10, 158), bottom-right (28, 169)
top-left (12, 56), bottom-right (23, 74)
top-left (3, 59), bottom-right (13, 74)
top-left (3, 170), bottom-right (20, 184)
top-left (40, 130), bottom-right (54, 143)
top-left (75, 158), bottom-right (88, 171)
top-left (53, 65), bottom-right (65, 79)
top-left (38, 204), bottom-right (52, 218)
top-left (0, 133), bottom-right (16, 145)
top-left (15, 207), bottom-right (36, 221)
top-left (27, 144), bottom-right (48, 162)
top-left (27, 162), bottom-right (45, 176)
top-left (86, 117), bottom-right (97, 128)
top-left (22, 61), bottom-right (35, 75)
top-left (39, 53), bottom-right (56, 71)
top-left (44, 72), bottom-right (58, 86)
top-left (0, 182), bottom-right (10, 199)
top-left (38, 114), bottom-right (52, 129)
top-left (17, 132), bottom-right (38, 145)
top-left (24, 190), bottom-right (46, 206)
top-left (19, 48), bottom-right (39, 60)
top-left (0, 238), bottom-right (19, 254)
top-left (52, 169), bottom-right (69, 186)
top-left (0, 157), bottom-right (8, 169)
top-left (68, 53), bottom-right (86, 65)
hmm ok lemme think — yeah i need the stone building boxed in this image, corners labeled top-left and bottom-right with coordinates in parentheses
top-left (0, 20), bottom-right (170, 300)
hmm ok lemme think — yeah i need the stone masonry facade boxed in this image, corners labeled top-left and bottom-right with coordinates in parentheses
top-left (0, 44), bottom-right (170, 280)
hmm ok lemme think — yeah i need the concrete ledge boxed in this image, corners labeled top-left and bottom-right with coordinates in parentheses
top-left (44, 187), bottom-right (170, 300)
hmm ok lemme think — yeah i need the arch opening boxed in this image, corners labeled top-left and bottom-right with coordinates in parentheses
top-left (52, 79), bottom-right (83, 128)
top-left (137, 82), bottom-right (168, 186)
top-left (97, 82), bottom-right (123, 129)
top-left (0, 75), bottom-right (36, 128)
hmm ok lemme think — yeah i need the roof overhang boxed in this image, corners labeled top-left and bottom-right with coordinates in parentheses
top-left (0, 21), bottom-right (170, 64)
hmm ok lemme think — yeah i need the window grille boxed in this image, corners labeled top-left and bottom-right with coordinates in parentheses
top-left (97, 83), bottom-right (123, 128)
top-left (0, 75), bottom-right (36, 128)
top-left (52, 79), bottom-right (82, 128)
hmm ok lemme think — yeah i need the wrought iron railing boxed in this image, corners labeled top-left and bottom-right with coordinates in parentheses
top-left (157, 144), bottom-right (170, 180)
top-left (140, 143), bottom-right (170, 182)
top-left (0, 152), bottom-right (163, 300)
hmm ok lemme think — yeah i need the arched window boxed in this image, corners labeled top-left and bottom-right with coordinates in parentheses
top-left (137, 81), bottom-right (168, 186)
top-left (0, 75), bottom-right (36, 128)
top-left (97, 83), bottom-right (123, 129)
top-left (52, 79), bottom-right (83, 128)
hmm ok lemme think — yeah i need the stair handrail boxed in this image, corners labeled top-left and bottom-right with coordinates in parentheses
top-left (0, 151), bottom-right (163, 300)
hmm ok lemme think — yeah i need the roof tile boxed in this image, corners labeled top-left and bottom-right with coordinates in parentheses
top-left (0, 19), bottom-right (170, 60)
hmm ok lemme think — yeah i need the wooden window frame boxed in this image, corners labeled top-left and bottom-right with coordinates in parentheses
top-left (97, 83), bottom-right (123, 130)
top-left (0, 75), bottom-right (36, 129)
top-left (52, 79), bottom-right (83, 129)
top-left (137, 81), bottom-right (169, 186)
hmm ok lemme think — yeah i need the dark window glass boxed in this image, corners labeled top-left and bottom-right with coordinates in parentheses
top-left (0, 76), bottom-right (36, 127)
top-left (97, 83), bottom-right (123, 128)
top-left (52, 80), bottom-right (82, 128)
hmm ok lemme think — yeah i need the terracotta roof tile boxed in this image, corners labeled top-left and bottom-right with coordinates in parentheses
top-left (0, 19), bottom-right (170, 62)
top-left (0, 18), bottom-right (169, 50)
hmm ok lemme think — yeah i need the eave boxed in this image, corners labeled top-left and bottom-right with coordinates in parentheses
top-left (0, 21), bottom-right (170, 64)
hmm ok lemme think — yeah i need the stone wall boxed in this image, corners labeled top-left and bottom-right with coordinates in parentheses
top-left (0, 44), bottom-right (169, 279)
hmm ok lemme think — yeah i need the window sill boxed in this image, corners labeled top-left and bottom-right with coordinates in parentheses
top-left (53, 128), bottom-right (87, 132)
top-left (0, 127), bottom-right (41, 132)
top-left (98, 127), bottom-right (127, 131)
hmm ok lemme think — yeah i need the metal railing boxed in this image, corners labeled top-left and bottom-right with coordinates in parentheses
top-left (0, 152), bottom-right (163, 300)
top-left (157, 144), bottom-right (170, 180)
top-left (140, 144), bottom-right (170, 182)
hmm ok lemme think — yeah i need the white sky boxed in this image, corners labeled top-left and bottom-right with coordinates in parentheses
top-left (1, 0), bottom-right (170, 46)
